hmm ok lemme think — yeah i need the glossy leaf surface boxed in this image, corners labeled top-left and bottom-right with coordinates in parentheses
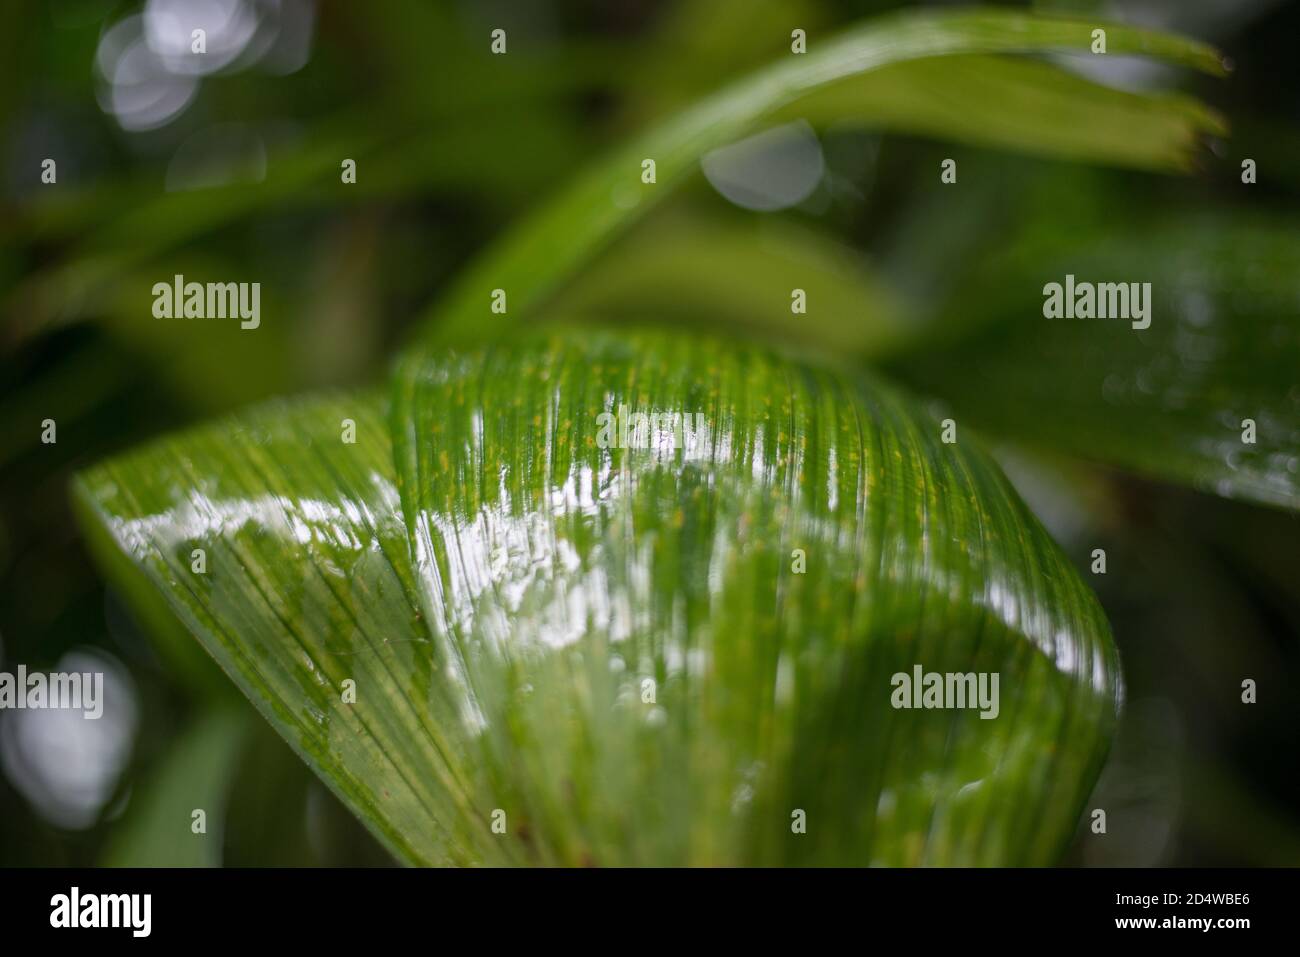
top-left (68, 332), bottom-right (1120, 864)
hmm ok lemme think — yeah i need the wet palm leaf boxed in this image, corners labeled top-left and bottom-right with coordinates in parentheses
top-left (77, 332), bottom-right (1119, 865)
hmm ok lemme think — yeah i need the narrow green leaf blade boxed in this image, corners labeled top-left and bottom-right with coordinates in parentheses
top-left (415, 8), bottom-right (1225, 348)
top-left (102, 708), bottom-right (250, 867)
top-left (778, 52), bottom-right (1225, 171)
top-left (547, 210), bottom-right (914, 356)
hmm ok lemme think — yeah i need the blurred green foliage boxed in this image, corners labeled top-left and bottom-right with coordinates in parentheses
top-left (2, 0), bottom-right (1299, 865)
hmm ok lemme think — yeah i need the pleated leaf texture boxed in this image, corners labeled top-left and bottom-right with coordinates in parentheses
top-left (76, 332), bottom-right (1121, 865)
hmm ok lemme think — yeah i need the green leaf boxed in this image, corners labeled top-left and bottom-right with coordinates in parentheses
top-left (545, 209), bottom-right (914, 357)
top-left (777, 52), bottom-right (1224, 170)
top-left (892, 216), bottom-right (1300, 512)
top-left (73, 391), bottom-right (447, 865)
top-left (415, 8), bottom-right (1225, 348)
top-left (102, 708), bottom-right (250, 867)
top-left (76, 331), bottom-right (1121, 864)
